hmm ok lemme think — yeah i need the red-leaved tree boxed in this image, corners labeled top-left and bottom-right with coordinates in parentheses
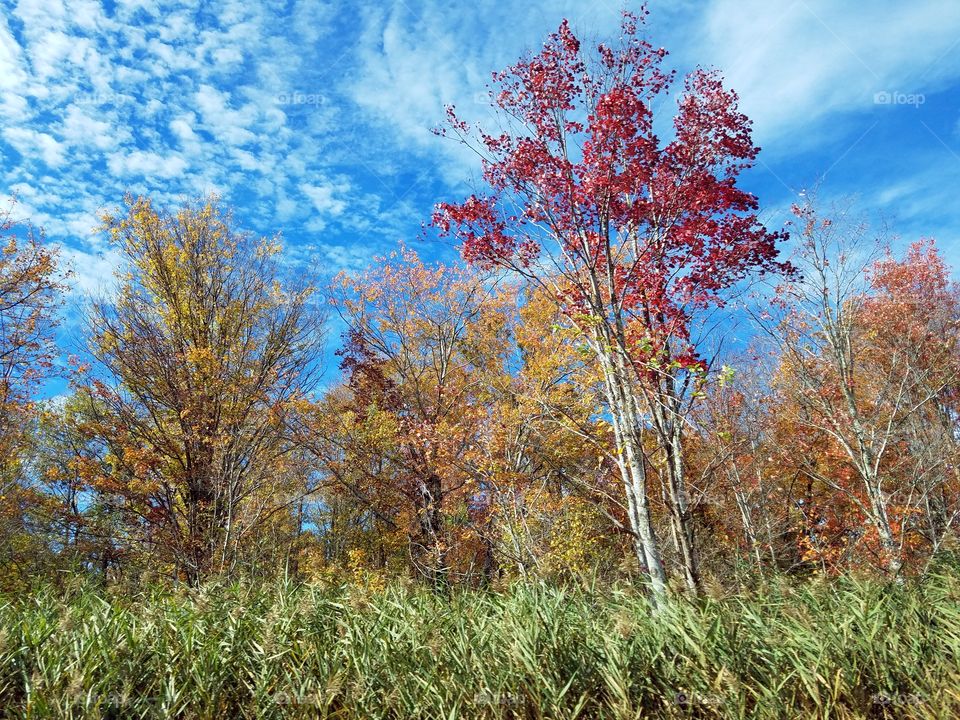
top-left (433, 9), bottom-right (788, 596)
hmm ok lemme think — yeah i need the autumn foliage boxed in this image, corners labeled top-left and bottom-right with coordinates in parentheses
top-left (1, 14), bottom-right (959, 598)
top-left (0, 205), bottom-right (66, 584)
top-left (432, 10), bottom-right (790, 597)
top-left (71, 196), bottom-right (326, 584)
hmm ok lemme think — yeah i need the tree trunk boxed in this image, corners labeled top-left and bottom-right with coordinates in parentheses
top-left (598, 353), bottom-right (668, 600)
top-left (186, 480), bottom-right (219, 586)
top-left (646, 382), bottom-right (702, 595)
top-left (415, 472), bottom-right (447, 589)
top-left (865, 477), bottom-right (902, 576)
top-left (663, 431), bottom-right (702, 593)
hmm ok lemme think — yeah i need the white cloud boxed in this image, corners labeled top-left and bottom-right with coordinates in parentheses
top-left (301, 181), bottom-right (348, 216)
top-left (212, 46), bottom-right (244, 66)
top-left (665, 0), bottom-right (960, 147)
top-left (1, 0), bottom-right (344, 253)
top-left (231, 148), bottom-right (260, 171)
top-left (3, 127), bottom-right (66, 167)
top-left (0, 18), bottom-right (27, 92)
top-left (107, 150), bottom-right (188, 179)
top-left (60, 106), bottom-right (119, 150)
top-left (346, 0), bottom-right (623, 176)
top-left (58, 244), bottom-right (122, 296)
top-left (27, 30), bottom-right (77, 80)
top-left (169, 114), bottom-right (199, 144)
top-left (319, 243), bottom-right (374, 272)
top-left (194, 83), bottom-right (259, 146)
top-left (14, 0), bottom-right (69, 27)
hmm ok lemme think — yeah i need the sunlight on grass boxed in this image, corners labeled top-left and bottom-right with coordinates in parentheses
top-left (2, 568), bottom-right (959, 719)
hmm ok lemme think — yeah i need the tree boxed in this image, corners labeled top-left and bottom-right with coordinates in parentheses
top-left (31, 394), bottom-right (126, 581)
top-left (81, 195), bottom-right (325, 584)
top-left (458, 285), bottom-right (625, 582)
top-left (307, 252), bottom-right (623, 586)
top-left (862, 239), bottom-right (960, 562)
top-left (692, 354), bottom-right (822, 579)
top-left (0, 204), bottom-right (66, 587)
top-left (432, 10), bottom-right (787, 596)
top-left (307, 249), bottom-right (501, 586)
top-left (0, 206), bottom-right (65, 478)
top-left (759, 202), bottom-right (960, 576)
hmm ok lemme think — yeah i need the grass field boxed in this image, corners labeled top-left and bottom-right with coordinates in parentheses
top-left (1, 569), bottom-right (959, 719)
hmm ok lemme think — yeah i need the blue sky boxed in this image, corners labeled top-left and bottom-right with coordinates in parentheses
top-left (3, 0), bottom-right (960, 313)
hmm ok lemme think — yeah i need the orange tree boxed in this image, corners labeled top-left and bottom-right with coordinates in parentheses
top-left (306, 249), bottom-right (502, 586)
top-left (0, 204), bottom-right (66, 587)
top-left (760, 203), bottom-right (960, 576)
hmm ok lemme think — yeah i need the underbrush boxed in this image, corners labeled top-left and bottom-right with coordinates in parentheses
top-left (1, 570), bottom-right (958, 718)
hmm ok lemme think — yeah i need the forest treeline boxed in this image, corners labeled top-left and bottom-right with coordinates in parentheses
top-left (1, 13), bottom-right (957, 598)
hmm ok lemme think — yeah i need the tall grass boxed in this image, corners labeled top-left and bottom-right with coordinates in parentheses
top-left (1, 569), bottom-right (958, 719)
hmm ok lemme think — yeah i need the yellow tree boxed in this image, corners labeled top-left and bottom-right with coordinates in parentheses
top-left (82, 195), bottom-right (325, 584)
top-left (307, 254), bottom-right (627, 585)
top-left (465, 286), bottom-right (624, 581)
